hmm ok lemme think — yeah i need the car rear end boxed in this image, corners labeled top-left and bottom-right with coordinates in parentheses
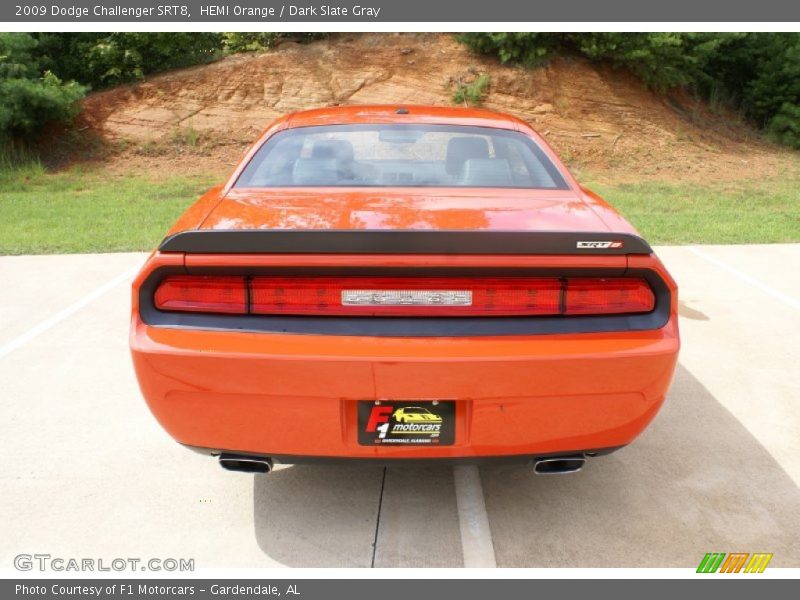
top-left (130, 232), bottom-right (679, 472)
top-left (130, 107), bottom-right (679, 473)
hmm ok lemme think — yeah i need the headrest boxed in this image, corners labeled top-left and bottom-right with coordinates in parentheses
top-left (445, 137), bottom-right (490, 175)
top-left (292, 158), bottom-right (338, 185)
top-left (460, 158), bottom-right (513, 186)
top-left (310, 139), bottom-right (355, 162)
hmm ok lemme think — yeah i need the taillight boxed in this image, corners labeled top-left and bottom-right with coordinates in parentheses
top-left (251, 277), bottom-right (562, 316)
top-left (154, 276), bottom-right (247, 314)
top-left (565, 278), bottom-right (655, 315)
top-left (152, 275), bottom-right (655, 317)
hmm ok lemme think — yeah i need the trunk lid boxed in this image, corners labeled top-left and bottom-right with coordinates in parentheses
top-left (199, 188), bottom-right (616, 234)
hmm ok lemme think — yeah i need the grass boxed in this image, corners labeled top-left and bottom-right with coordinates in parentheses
top-left (0, 163), bottom-right (216, 255)
top-left (0, 160), bottom-right (798, 255)
top-left (585, 177), bottom-right (800, 245)
top-left (453, 73), bottom-right (490, 107)
top-left (169, 125), bottom-right (201, 148)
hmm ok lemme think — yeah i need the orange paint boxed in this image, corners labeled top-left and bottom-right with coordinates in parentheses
top-left (131, 106), bottom-right (680, 463)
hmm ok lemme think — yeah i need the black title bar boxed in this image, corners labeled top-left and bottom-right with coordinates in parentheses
top-left (3, 579), bottom-right (795, 600)
top-left (4, 0), bottom-right (800, 22)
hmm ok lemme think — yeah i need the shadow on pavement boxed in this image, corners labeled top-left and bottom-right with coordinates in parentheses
top-left (253, 464), bottom-right (384, 567)
top-left (253, 463), bottom-right (464, 567)
top-left (479, 364), bottom-right (800, 567)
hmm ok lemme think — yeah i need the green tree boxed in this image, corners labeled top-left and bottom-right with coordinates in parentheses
top-left (0, 33), bottom-right (85, 138)
top-left (457, 33), bottom-right (561, 65)
top-left (32, 32), bottom-right (222, 89)
top-left (573, 33), bottom-right (727, 91)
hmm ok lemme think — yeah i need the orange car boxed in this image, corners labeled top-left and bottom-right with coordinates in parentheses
top-left (130, 105), bottom-right (679, 475)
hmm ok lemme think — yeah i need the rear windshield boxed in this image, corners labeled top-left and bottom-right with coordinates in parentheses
top-left (234, 124), bottom-right (569, 189)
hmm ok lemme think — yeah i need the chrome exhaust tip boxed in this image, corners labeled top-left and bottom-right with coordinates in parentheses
top-left (533, 455), bottom-right (586, 475)
top-left (219, 454), bottom-right (273, 474)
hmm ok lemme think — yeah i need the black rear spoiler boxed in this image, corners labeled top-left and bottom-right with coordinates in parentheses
top-left (158, 230), bottom-right (652, 255)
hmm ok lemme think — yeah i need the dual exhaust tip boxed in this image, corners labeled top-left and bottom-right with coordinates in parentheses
top-left (218, 453), bottom-right (586, 475)
top-left (533, 455), bottom-right (586, 475)
top-left (219, 454), bottom-right (273, 474)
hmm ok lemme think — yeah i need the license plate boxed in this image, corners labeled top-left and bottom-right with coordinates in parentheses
top-left (357, 401), bottom-right (455, 446)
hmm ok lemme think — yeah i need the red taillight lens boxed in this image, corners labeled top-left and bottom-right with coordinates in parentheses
top-left (250, 277), bottom-right (562, 316)
top-left (154, 276), bottom-right (247, 314)
top-left (152, 275), bottom-right (655, 317)
top-left (565, 278), bottom-right (655, 315)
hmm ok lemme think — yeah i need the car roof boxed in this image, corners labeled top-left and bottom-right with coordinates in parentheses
top-left (280, 105), bottom-right (527, 131)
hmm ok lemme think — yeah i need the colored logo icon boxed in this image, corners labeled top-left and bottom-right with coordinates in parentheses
top-left (697, 553), bottom-right (773, 573)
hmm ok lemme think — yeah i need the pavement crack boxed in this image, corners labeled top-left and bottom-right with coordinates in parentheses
top-left (370, 466), bottom-right (388, 568)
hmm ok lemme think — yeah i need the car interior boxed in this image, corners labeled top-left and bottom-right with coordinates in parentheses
top-left (236, 128), bottom-right (565, 189)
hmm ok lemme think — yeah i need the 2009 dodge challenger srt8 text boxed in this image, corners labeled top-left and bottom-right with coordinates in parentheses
top-left (130, 105), bottom-right (679, 475)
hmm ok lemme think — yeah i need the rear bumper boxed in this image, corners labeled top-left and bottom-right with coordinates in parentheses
top-left (185, 444), bottom-right (625, 466)
top-left (130, 317), bottom-right (679, 460)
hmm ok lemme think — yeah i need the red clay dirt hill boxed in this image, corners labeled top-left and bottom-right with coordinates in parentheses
top-left (79, 33), bottom-right (799, 183)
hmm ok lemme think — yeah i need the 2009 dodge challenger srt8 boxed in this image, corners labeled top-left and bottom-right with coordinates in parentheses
top-left (130, 105), bottom-right (679, 475)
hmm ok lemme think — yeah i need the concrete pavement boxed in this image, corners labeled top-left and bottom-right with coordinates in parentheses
top-left (0, 246), bottom-right (798, 569)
